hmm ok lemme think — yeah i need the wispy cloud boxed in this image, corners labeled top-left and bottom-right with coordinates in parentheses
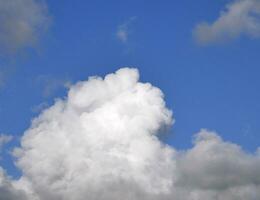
top-left (31, 102), bottom-right (49, 113)
top-left (0, 0), bottom-right (51, 54)
top-left (193, 0), bottom-right (260, 45)
top-left (0, 66), bottom-right (14, 90)
top-left (0, 134), bottom-right (12, 152)
top-left (36, 75), bottom-right (71, 98)
top-left (116, 17), bottom-right (137, 44)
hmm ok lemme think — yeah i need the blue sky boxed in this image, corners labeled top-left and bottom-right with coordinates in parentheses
top-left (1, 0), bottom-right (260, 179)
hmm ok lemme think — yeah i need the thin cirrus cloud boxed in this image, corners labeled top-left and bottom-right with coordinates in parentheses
top-left (0, 134), bottom-right (12, 149)
top-left (31, 102), bottom-right (49, 113)
top-left (0, 0), bottom-right (50, 54)
top-left (0, 66), bottom-right (15, 90)
top-left (193, 0), bottom-right (260, 45)
top-left (116, 17), bottom-right (137, 43)
top-left (0, 68), bottom-right (259, 200)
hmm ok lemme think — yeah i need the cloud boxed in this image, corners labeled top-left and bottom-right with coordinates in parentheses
top-left (0, 167), bottom-right (28, 200)
top-left (36, 75), bottom-right (71, 97)
top-left (0, 67), bottom-right (14, 90)
top-left (14, 68), bottom-right (174, 200)
top-left (31, 102), bottom-right (49, 113)
top-left (0, 68), bottom-right (260, 200)
top-left (116, 17), bottom-right (136, 43)
top-left (0, 134), bottom-right (12, 161)
top-left (0, 134), bottom-right (12, 151)
top-left (193, 0), bottom-right (260, 45)
top-left (0, 0), bottom-right (50, 54)
top-left (175, 129), bottom-right (260, 199)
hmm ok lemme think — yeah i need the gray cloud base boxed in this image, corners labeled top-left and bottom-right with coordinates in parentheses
top-left (0, 68), bottom-right (259, 200)
top-left (193, 0), bottom-right (260, 44)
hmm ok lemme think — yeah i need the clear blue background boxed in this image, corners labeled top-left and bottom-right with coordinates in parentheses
top-left (1, 0), bottom-right (260, 177)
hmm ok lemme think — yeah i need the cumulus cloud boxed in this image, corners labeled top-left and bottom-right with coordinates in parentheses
top-left (0, 0), bottom-right (50, 54)
top-left (175, 129), bottom-right (260, 199)
top-left (193, 0), bottom-right (260, 45)
top-left (0, 68), bottom-right (260, 200)
top-left (14, 68), bottom-right (174, 200)
top-left (0, 167), bottom-right (28, 200)
top-left (116, 17), bottom-right (136, 43)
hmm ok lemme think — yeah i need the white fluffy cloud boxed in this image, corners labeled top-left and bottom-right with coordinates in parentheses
top-left (0, 68), bottom-right (260, 200)
top-left (0, 167), bottom-right (28, 200)
top-left (175, 129), bottom-right (260, 200)
top-left (0, 0), bottom-right (50, 54)
top-left (193, 0), bottom-right (260, 44)
top-left (13, 68), bottom-right (175, 200)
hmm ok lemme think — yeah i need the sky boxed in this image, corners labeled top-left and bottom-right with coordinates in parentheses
top-left (0, 0), bottom-right (260, 200)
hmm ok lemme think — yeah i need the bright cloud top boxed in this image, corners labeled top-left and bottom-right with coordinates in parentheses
top-left (0, 0), bottom-right (50, 54)
top-left (193, 0), bottom-right (260, 44)
top-left (0, 68), bottom-right (260, 200)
